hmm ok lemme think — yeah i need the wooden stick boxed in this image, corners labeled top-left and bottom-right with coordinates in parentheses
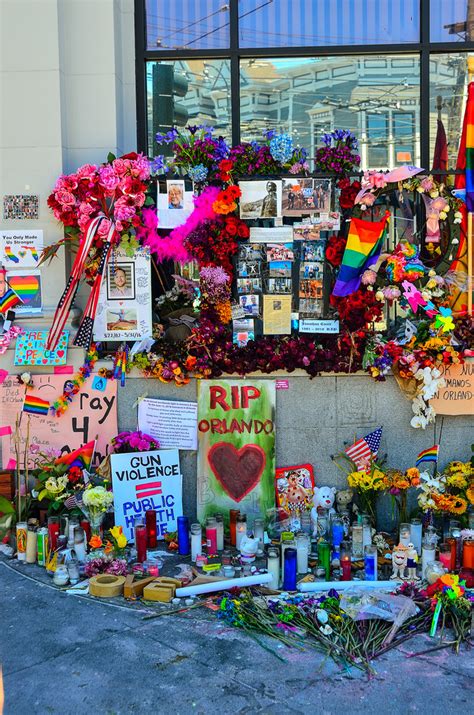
top-left (468, 211), bottom-right (473, 316)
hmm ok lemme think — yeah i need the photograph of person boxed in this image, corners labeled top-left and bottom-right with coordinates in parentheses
top-left (107, 263), bottom-right (135, 300)
top-left (239, 293), bottom-right (259, 316)
top-left (267, 278), bottom-right (292, 293)
top-left (300, 262), bottom-right (323, 280)
top-left (269, 261), bottom-right (292, 278)
top-left (0, 269), bottom-right (7, 298)
top-left (282, 179), bottom-right (314, 216)
top-left (299, 298), bottom-right (323, 316)
top-left (293, 225), bottom-right (321, 241)
top-left (300, 241), bottom-right (326, 262)
top-left (299, 279), bottom-right (323, 300)
top-left (167, 181), bottom-right (185, 209)
top-left (106, 307), bottom-right (138, 331)
top-left (239, 180), bottom-right (282, 219)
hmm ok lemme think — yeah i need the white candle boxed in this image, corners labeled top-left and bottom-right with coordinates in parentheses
top-left (215, 515), bottom-right (224, 551)
top-left (298, 580), bottom-right (395, 593)
top-left (421, 545), bottom-right (436, 578)
top-left (191, 523), bottom-right (202, 562)
top-left (267, 547), bottom-right (280, 589)
top-left (236, 517), bottom-right (247, 550)
top-left (410, 519), bottom-right (422, 555)
top-left (296, 533), bottom-right (309, 573)
top-left (26, 528), bottom-right (37, 563)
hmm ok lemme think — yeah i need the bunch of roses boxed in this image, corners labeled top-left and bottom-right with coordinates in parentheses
top-left (110, 430), bottom-right (160, 454)
top-left (337, 178), bottom-right (362, 211)
top-left (325, 234), bottom-right (347, 267)
top-left (315, 131), bottom-right (361, 175)
top-left (332, 289), bottom-right (383, 330)
top-left (184, 217), bottom-right (240, 273)
top-left (47, 152), bottom-right (152, 240)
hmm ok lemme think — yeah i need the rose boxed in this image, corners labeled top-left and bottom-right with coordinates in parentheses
top-left (55, 189), bottom-right (76, 206)
top-left (97, 218), bottom-right (113, 237)
top-left (112, 158), bottom-right (128, 176)
top-left (98, 165), bottom-right (121, 193)
top-left (76, 163), bottom-right (98, 180)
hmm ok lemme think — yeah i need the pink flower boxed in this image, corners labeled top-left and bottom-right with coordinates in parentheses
top-left (361, 269), bottom-right (377, 285)
top-left (97, 218), bottom-right (113, 237)
top-left (363, 170), bottom-right (387, 189)
top-left (79, 201), bottom-right (95, 216)
top-left (420, 176), bottom-right (434, 192)
top-left (360, 192), bottom-right (376, 207)
top-left (134, 192), bottom-right (146, 207)
top-left (112, 158), bottom-right (128, 176)
top-left (114, 196), bottom-right (136, 221)
top-left (78, 214), bottom-right (91, 231)
top-left (77, 164), bottom-right (98, 180)
top-left (129, 154), bottom-right (151, 180)
top-left (98, 165), bottom-right (121, 193)
top-left (55, 189), bottom-right (76, 206)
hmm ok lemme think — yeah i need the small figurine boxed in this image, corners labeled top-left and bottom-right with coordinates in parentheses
top-left (390, 543), bottom-right (408, 580)
top-left (311, 486), bottom-right (336, 537)
top-left (406, 542), bottom-right (419, 580)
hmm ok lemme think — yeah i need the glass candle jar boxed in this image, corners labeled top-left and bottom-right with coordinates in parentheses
top-left (48, 516), bottom-right (60, 553)
top-left (438, 542), bottom-right (454, 571)
top-left (235, 514), bottom-right (247, 550)
top-left (190, 523), bottom-right (202, 562)
top-left (399, 523), bottom-right (411, 547)
top-left (421, 537), bottom-right (436, 578)
top-left (331, 516), bottom-right (344, 561)
top-left (266, 547), bottom-right (280, 589)
top-left (177, 516), bottom-right (190, 555)
top-left (340, 541), bottom-right (352, 581)
top-left (252, 518), bottom-right (264, 553)
top-left (135, 523), bottom-right (148, 563)
top-left (300, 511), bottom-right (312, 536)
top-left (67, 559), bottom-right (80, 585)
top-left (462, 539), bottom-right (474, 569)
top-left (16, 522), bottom-right (27, 562)
top-left (445, 537), bottom-right (457, 571)
top-left (318, 540), bottom-right (331, 581)
top-left (206, 517), bottom-right (218, 556)
top-left (53, 565), bottom-right (69, 587)
top-left (296, 532), bottom-right (309, 574)
top-left (215, 513), bottom-right (224, 551)
top-left (283, 548), bottom-right (297, 591)
top-left (361, 515), bottom-right (372, 551)
top-left (145, 509), bottom-right (157, 549)
top-left (449, 526), bottom-right (462, 569)
top-left (221, 549), bottom-right (232, 566)
top-left (36, 527), bottom-right (48, 566)
top-left (351, 524), bottom-right (364, 559)
top-left (60, 515), bottom-right (69, 537)
top-left (67, 517), bottom-right (79, 546)
top-left (409, 519), bottom-right (422, 556)
top-left (73, 527), bottom-right (87, 562)
top-left (80, 518), bottom-right (91, 547)
top-left (26, 525), bottom-right (37, 564)
top-left (229, 509), bottom-right (240, 546)
top-left (364, 545), bottom-right (378, 581)
top-left (425, 560), bottom-right (447, 584)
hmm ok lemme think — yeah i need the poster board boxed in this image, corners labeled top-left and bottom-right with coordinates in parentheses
top-left (197, 379), bottom-right (276, 523)
top-left (429, 361), bottom-right (474, 415)
top-left (0, 374), bottom-right (117, 468)
top-left (14, 330), bottom-right (68, 366)
top-left (110, 449), bottom-right (182, 540)
top-left (138, 397), bottom-right (198, 450)
top-left (93, 248), bottom-right (152, 341)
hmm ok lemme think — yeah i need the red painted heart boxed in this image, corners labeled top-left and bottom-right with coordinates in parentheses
top-left (56, 350), bottom-right (64, 358)
top-left (208, 442), bottom-right (266, 503)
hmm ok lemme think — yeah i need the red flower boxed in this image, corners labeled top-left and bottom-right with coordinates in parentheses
top-left (68, 466), bottom-right (83, 484)
top-left (219, 159), bottom-right (233, 173)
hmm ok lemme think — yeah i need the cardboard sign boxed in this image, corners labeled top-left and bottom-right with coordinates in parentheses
top-left (299, 319), bottom-right (340, 334)
top-left (111, 449), bottom-right (182, 541)
top-left (197, 380), bottom-right (276, 523)
top-left (430, 361), bottom-right (474, 415)
top-left (0, 230), bottom-right (43, 268)
top-left (138, 397), bottom-right (198, 451)
top-left (14, 330), bottom-right (68, 366)
top-left (0, 374), bottom-right (117, 468)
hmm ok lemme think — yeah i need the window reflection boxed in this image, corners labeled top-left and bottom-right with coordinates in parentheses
top-left (146, 0), bottom-right (230, 50)
top-left (239, 57), bottom-right (420, 170)
top-left (146, 60), bottom-right (231, 156)
top-left (238, 0), bottom-right (419, 47)
top-left (430, 1), bottom-right (472, 43)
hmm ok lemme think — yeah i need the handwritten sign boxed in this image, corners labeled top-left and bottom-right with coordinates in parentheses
top-left (197, 380), bottom-right (275, 523)
top-left (299, 319), bottom-right (340, 334)
top-left (111, 449), bottom-right (182, 540)
top-left (14, 330), bottom-right (68, 366)
top-left (138, 397), bottom-right (198, 450)
top-left (0, 374), bottom-right (117, 468)
top-left (430, 361), bottom-right (474, 415)
top-left (0, 230), bottom-right (43, 268)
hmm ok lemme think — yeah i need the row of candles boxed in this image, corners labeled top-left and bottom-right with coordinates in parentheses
top-left (399, 520), bottom-right (474, 574)
top-left (16, 515), bottom-right (91, 565)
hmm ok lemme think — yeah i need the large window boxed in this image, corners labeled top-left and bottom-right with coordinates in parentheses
top-left (138, 0), bottom-right (474, 169)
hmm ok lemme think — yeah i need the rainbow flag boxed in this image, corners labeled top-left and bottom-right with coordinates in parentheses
top-left (332, 211), bottom-right (390, 297)
top-left (55, 440), bottom-right (95, 471)
top-left (415, 444), bottom-right (439, 467)
top-left (0, 288), bottom-right (21, 314)
top-left (23, 393), bottom-right (50, 416)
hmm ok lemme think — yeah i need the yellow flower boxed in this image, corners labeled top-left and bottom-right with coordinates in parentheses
top-left (466, 485), bottom-right (474, 505)
top-left (446, 473), bottom-right (467, 489)
top-left (110, 525), bottom-right (128, 549)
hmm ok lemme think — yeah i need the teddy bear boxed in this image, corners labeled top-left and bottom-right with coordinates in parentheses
top-left (311, 486), bottom-right (336, 537)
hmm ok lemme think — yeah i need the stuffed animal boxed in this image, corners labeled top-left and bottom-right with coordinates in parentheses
top-left (390, 543), bottom-right (408, 580)
top-left (311, 486), bottom-right (336, 537)
top-left (335, 488), bottom-right (354, 514)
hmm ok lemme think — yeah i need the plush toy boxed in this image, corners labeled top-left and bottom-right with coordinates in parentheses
top-left (390, 543), bottom-right (408, 580)
top-left (311, 486), bottom-right (336, 537)
top-left (335, 488), bottom-right (356, 515)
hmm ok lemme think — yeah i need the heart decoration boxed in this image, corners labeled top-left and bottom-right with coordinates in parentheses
top-left (208, 442), bottom-right (266, 502)
top-left (56, 350), bottom-right (64, 358)
top-left (8, 275), bottom-right (39, 303)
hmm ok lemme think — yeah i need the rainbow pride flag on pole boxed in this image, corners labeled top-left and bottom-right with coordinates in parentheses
top-left (55, 440), bottom-right (95, 471)
top-left (332, 211), bottom-right (390, 297)
top-left (0, 288), bottom-right (21, 314)
top-left (23, 393), bottom-right (50, 416)
top-left (415, 444), bottom-right (439, 468)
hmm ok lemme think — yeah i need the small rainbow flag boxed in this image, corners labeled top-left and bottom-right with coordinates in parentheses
top-left (332, 211), bottom-right (390, 297)
top-left (23, 393), bottom-right (50, 416)
top-left (0, 288), bottom-right (21, 315)
top-left (55, 440), bottom-right (95, 471)
top-left (415, 444), bottom-right (439, 467)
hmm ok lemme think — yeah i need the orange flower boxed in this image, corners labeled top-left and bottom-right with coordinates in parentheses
top-left (406, 467), bottom-right (419, 481)
top-left (104, 540), bottom-right (113, 554)
top-left (212, 199), bottom-right (237, 214)
top-left (467, 484), bottom-right (474, 505)
top-left (89, 534), bottom-right (102, 549)
top-left (185, 355), bottom-right (197, 370)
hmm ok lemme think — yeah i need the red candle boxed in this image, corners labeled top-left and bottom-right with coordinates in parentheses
top-left (135, 524), bottom-right (147, 563)
top-left (47, 517), bottom-right (60, 552)
top-left (145, 509), bottom-right (157, 548)
top-left (462, 539), bottom-right (474, 569)
top-left (229, 509), bottom-right (239, 547)
top-left (446, 538), bottom-right (457, 571)
top-left (341, 557), bottom-right (352, 581)
top-left (206, 526), bottom-right (217, 556)
top-left (80, 519), bottom-right (91, 545)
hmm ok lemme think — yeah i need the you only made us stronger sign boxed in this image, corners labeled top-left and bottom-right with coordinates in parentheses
top-left (111, 449), bottom-right (183, 540)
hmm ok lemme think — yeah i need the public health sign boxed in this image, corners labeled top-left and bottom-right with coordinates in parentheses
top-left (111, 449), bottom-right (183, 540)
top-left (197, 380), bottom-right (275, 524)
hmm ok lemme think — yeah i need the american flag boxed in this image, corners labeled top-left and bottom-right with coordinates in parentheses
top-left (64, 492), bottom-right (84, 510)
top-left (345, 427), bottom-right (382, 468)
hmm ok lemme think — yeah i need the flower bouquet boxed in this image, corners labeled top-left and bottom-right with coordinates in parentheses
top-left (30, 445), bottom-right (85, 515)
top-left (384, 467), bottom-right (421, 522)
top-left (152, 125), bottom-right (231, 181)
top-left (315, 130), bottom-right (360, 175)
top-left (418, 461), bottom-right (473, 523)
top-left (81, 485), bottom-right (114, 535)
top-left (111, 430), bottom-right (160, 454)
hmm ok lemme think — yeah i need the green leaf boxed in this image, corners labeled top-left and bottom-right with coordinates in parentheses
top-left (38, 489), bottom-right (50, 501)
top-left (0, 495), bottom-right (15, 514)
top-left (144, 196), bottom-right (155, 206)
top-left (107, 152), bottom-right (116, 163)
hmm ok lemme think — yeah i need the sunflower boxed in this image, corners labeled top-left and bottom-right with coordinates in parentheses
top-left (446, 473), bottom-right (468, 489)
top-left (450, 496), bottom-right (468, 515)
top-left (466, 484), bottom-right (474, 505)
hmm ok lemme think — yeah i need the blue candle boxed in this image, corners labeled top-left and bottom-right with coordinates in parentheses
top-left (364, 546), bottom-right (378, 581)
top-left (177, 516), bottom-right (190, 555)
top-left (283, 548), bottom-right (297, 591)
top-left (331, 518), bottom-right (345, 561)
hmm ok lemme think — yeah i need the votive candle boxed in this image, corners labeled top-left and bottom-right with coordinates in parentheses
top-left (296, 532), bottom-right (309, 573)
top-left (340, 541), bottom-right (352, 581)
top-left (438, 542), bottom-right (453, 571)
top-left (191, 523), bottom-right (202, 562)
top-left (462, 539), bottom-right (474, 569)
top-left (206, 518), bottom-right (218, 556)
top-left (410, 518), bottom-right (422, 555)
top-left (177, 516), bottom-right (190, 555)
top-left (16, 522), bottom-right (27, 562)
top-left (283, 548), bottom-right (297, 591)
top-left (445, 537), bottom-right (457, 571)
top-left (135, 524), bottom-right (148, 563)
top-left (47, 516), bottom-right (60, 553)
top-left (236, 514), bottom-right (247, 550)
top-left (146, 509), bottom-right (157, 549)
top-left (364, 545), bottom-right (378, 581)
top-left (26, 526), bottom-right (37, 563)
top-left (318, 540), bottom-right (331, 581)
top-left (80, 518), bottom-right (91, 546)
top-left (267, 547), bottom-right (280, 589)
top-left (215, 513), bottom-right (224, 551)
top-left (229, 509), bottom-right (240, 546)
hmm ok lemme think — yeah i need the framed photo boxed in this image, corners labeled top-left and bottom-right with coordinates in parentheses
top-left (300, 241), bottom-right (326, 262)
top-left (267, 278), bottom-right (292, 294)
top-left (237, 278), bottom-right (262, 294)
top-left (239, 294), bottom-right (260, 316)
top-left (105, 307), bottom-right (138, 332)
top-left (293, 225), bottom-right (321, 241)
top-left (266, 243), bottom-right (294, 262)
top-left (299, 262), bottom-right (324, 280)
top-left (166, 179), bottom-right (185, 210)
top-left (239, 180), bottom-right (282, 219)
top-left (238, 243), bottom-right (266, 261)
top-left (6, 270), bottom-right (42, 314)
top-left (269, 260), bottom-right (292, 278)
top-left (106, 262), bottom-right (135, 300)
top-left (299, 279), bottom-right (323, 300)
top-left (299, 298), bottom-right (323, 316)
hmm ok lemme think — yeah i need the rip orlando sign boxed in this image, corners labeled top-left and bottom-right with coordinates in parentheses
top-left (197, 380), bottom-right (276, 524)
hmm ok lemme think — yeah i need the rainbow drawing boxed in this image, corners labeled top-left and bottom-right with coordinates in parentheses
top-left (4, 246), bottom-right (19, 263)
top-left (415, 444), bottom-right (439, 467)
top-left (23, 393), bottom-right (50, 416)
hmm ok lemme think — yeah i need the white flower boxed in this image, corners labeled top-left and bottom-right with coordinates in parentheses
top-left (83, 485), bottom-right (114, 509)
top-left (20, 372), bottom-right (31, 384)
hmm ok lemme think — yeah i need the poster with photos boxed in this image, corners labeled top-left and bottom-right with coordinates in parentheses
top-left (282, 179), bottom-right (331, 216)
top-left (94, 249), bottom-right (152, 341)
top-left (3, 195), bottom-right (39, 220)
top-left (239, 181), bottom-right (282, 219)
top-left (6, 269), bottom-right (42, 314)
